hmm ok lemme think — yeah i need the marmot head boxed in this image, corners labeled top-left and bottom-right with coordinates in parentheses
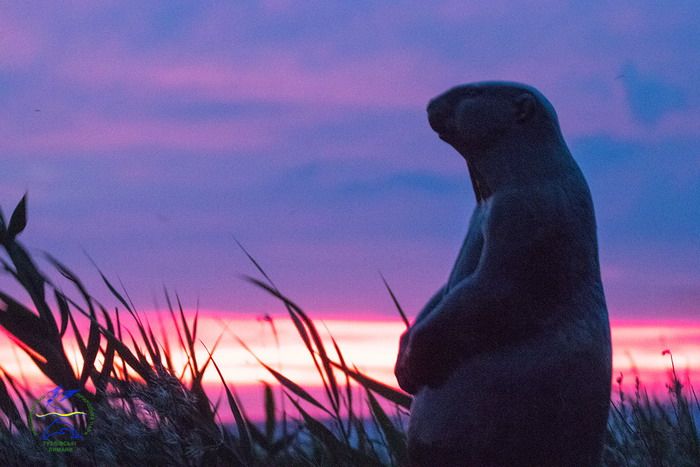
top-left (427, 81), bottom-right (569, 201)
top-left (427, 81), bottom-right (560, 152)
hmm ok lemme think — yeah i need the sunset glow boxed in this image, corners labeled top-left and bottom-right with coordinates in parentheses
top-left (3, 313), bottom-right (698, 421)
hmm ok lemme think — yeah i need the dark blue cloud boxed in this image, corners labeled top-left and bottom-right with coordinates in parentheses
top-left (572, 135), bottom-right (700, 242)
top-left (620, 63), bottom-right (687, 125)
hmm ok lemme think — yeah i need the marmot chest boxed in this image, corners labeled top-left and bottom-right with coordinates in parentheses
top-left (446, 204), bottom-right (487, 291)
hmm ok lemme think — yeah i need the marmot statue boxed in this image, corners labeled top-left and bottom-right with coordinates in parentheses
top-left (395, 81), bottom-right (612, 466)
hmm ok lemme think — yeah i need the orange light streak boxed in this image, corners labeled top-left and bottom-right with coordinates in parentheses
top-left (2, 315), bottom-right (698, 408)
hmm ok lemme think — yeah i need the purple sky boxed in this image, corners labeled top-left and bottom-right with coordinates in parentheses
top-left (1, 2), bottom-right (698, 321)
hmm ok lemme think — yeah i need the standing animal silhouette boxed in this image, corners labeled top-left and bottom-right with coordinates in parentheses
top-left (395, 82), bottom-right (612, 466)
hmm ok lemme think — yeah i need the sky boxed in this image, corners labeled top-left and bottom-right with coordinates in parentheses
top-left (1, 1), bottom-right (699, 326)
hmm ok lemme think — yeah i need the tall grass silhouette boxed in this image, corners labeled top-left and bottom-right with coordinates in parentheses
top-left (0, 196), bottom-right (698, 466)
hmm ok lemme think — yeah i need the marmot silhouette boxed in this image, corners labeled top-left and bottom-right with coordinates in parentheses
top-left (395, 81), bottom-right (612, 466)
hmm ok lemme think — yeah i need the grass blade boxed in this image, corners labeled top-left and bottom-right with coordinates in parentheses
top-left (329, 361), bottom-right (412, 409)
top-left (264, 382), bottom-right (276, 442)
top-left (6, 193), bottom-right (27, 240)
top-left (365, 387), bottom-right (408, 466)
top-left (380, 273), bottom-right (409, 329)
top-left (79, 317), bottom-right (100, 387)
top-left (201, 342), bottom-right (252, 464)
top-left (243, 277), bottom-right (341, 411)
top-left (0, 371), bottom-right (25, 431)
top-left (54, 290), bottom-right (71, 338)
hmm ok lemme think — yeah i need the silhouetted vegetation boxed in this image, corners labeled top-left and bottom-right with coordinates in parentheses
top-left (0, 197), bottom-right (698, 466)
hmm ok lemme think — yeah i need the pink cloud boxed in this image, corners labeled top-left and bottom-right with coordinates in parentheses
top-left (2, 115), bottom-right (273, 153)
top-left (0, 16), bottom-right (43, 67)
top-left (1, 102), bottom-right (351, 154)
top-left (58, 45), bottom-right (695, 144)
top-left (60, 49), bottom-right (438, 110)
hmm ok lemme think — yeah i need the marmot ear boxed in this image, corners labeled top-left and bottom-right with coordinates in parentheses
top-left (514, 93), bottom-right (535, 123)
